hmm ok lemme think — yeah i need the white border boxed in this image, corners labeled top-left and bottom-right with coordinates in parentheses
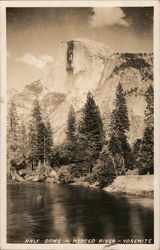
top-left (0, 1), bottom-right (160, 250)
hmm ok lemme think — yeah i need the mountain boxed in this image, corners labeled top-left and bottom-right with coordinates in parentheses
top-left (8, 39), bottom-right (153, 145)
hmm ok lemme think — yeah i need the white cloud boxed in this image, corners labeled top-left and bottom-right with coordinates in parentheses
top-left (90, 8), bottom-right (129, 27)
top-left (15, 53), bottom-right (53, 69)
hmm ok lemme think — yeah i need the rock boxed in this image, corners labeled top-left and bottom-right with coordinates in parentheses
top-left (10, 171), bottom-right (24, 182)
top-left (32, 175), bottom-right (41, 182)
top-left (32, 174), bottom-right (46, 182)
top-left (45, 177), bottom-right (55, 183)
top-left (50, 170), bottom-right (57, 178)
top-left (16, 173), bottom-right (25, 182)
top-left (25, 175), bottom-right (35, 181)
top-left (18, 169), bottom-right (26, 177)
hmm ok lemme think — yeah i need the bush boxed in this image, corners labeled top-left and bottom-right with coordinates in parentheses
top-left (85, 172), bottom-right (97, 184)
top-left (10, 159), bottom-right (26, 172)
top-left (57, 165), bottom-right (75, 184)
top-left (90, 146), bottom-right (116, 188)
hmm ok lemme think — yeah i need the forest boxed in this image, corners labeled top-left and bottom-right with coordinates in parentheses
top-left (7, 83), bottom-right (154, 188)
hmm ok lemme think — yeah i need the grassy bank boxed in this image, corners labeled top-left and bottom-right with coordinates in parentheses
top-left (103, 175), bottom-right (153, 197)
top-left (71, 174), bottom-right (154, 198)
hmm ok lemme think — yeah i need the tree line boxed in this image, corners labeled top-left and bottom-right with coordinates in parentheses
top-left (7, 83), bottom-right (154, 187)
top-left (7, 100), bottom-right (53, 171)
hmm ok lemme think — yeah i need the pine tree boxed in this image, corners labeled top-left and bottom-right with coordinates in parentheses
top-left (44, 119), bottom-right (54, 163)
top-left (132, 138), bottom-right (141, 167)
top-left (28, 117), bottom-right (38, 169)
top-left (7, 100), bottom-right (20, 171)
top-left (28, 100), bottom-right (54, 169)
top-left (138, 85), bottom-right (154, 174)
top-left (37, 120), bottom-right (46, 163)
top-left (78, 91), bottom-right (105, 173)
top-left (108, 132), bottom-right (122, 155)
top-left (119, 133), bottom-right (134, 170)
top-left (66, 105), bottom-right (77, 164)
top-left (28, 100), bottom-right (45, 167)
top-left (145, 85), bottom-right (153, 127)
top-left (77, 133), bottom-right (94, 174)
top-left (7, 100), bottom-right (19, 150)
top-left (18, 120), bottom-right (29, 166)
top-left (110, 83), bottom-right (134, 171)
top-left (138, 127), bottom-right (153, 174)
top-left (111, 83), bottom-right (129, 134)
top-left (108, 132), bottom-right (125, 175)
top-left (91, 145), bottom-right (116, 188)
top-left (66, 105), bottom-right (76, 144)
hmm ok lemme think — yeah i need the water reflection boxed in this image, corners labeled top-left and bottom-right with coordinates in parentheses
top-left (7, 183), bottom-right (153, 243)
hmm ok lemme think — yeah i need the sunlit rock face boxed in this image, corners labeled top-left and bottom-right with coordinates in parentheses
top-left (40, 38), bottom-right (114, 94)
top-left (8, 39), bottom-right (153, 145)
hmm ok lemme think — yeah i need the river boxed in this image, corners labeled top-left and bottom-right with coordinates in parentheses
top-left (7, 182), bottom-right (153, 244)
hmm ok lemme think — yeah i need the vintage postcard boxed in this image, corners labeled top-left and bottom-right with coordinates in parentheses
top-left (0, 1), bottom-right (160, 250)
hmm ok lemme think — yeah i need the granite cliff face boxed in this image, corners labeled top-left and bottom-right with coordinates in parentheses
top-left (8, 39), bottom-right (153, 145)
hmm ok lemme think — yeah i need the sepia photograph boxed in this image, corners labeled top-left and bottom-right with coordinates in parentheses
top-left (0, 1), bottom-right (160, 250)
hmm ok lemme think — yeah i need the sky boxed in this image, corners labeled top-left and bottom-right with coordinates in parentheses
top-left (7, 7), bottom-right (153, 91)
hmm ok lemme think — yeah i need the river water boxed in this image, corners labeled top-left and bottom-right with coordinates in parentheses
top-left (7, 183), bottom-right (153, 244)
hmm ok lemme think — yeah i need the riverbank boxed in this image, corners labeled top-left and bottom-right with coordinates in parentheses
top-left (104, 175), bottom-right (153, 197)
top-left (8, 169), bottom-right (154, 198)
top-left (71, 174), bottom-right (154, 198)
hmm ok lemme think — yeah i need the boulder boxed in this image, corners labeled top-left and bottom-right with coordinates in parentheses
top-left (50, 170), bottom-right (57, 178)
top-left (45, 177), bottom-right (55, 183)
top-left (32, 175), bottom-right (41, 182)
top-left (15, 173), bottom-right (25, 182)
top-left (18, 169), bottom-right (27, 177)
top-left (32, 174), bottom-right (46, 182)
top-left (25, 175), bottom-right (35, 181)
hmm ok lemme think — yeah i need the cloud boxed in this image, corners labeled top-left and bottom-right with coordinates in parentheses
top-left (90, 8), bottom-right (129, 27)
top-left (15, 53), bottom-right (53, 69)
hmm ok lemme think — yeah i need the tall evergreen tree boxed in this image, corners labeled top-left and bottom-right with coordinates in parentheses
top-left (44, 119), bottom-right (54, 163)
top-left (138, 127), bottom-right (153, 174)
top-left (28, 100), bottom-right (44, 167)
top-left (18, 120), bottom-right (29, 166)
top-left (109, 132), bottom-right (122, 155)
top-left (37, 120), bottom-right (46, 163)
top-left (66, 105), bottom-right (77, 164)
top-left (28, 100), bottom-right (54, 168)
top-left (7, 100), bottom-right (20, 171)
top-left (78, 91), bottom-right (105, 173)
top-left (108, 132), bottom-right (125, 175)
top-left (138, 85), bottom-right (154, 174)
top-left (110, 83), bottom-right (134, 171)
top-left (111, 83), bottom-right (129, 134)
top-left (145, 85), bottom-right (154, 127)
top-left (28, 115), bottom-right (39, 168)
top-left (66, 105), bottom-right (77, 143)
top-left (132, 138), bottom-right (141, 167)
top-left (91, 145), bottom-right (116, 188)
top-left (7, 100), bottom-right (19, 150)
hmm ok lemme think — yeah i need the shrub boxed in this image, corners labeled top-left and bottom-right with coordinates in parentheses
top-left (57, 165), bottom-right (75, 184)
